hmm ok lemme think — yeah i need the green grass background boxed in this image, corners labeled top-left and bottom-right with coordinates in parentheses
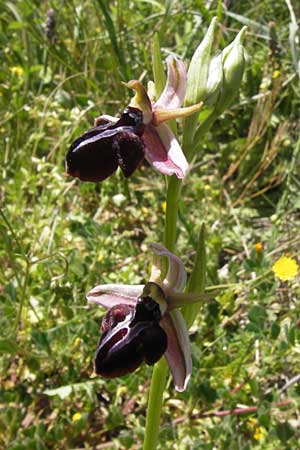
top-left (1, 0), bottom-right (300, 449)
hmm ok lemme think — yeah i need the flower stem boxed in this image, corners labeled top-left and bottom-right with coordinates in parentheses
top-left (164, 176), bottom-right (182, 252)
top-left (142, 358), bottom-right (168, 450)
top-left (143, 175), bottom-right (181, 450)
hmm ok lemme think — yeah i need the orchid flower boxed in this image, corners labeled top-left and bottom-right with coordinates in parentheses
top-left (66, 56), bottom-right (202, 182)
top-left (87, 243), bottom-right (209, 392)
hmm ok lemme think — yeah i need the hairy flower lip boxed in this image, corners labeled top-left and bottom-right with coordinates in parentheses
top-left (87, 243), bottom-right (195, 392)
top-left (94, 303), bottom-right (168, 378)
top-left (65, 107), bottom-right (145, 182)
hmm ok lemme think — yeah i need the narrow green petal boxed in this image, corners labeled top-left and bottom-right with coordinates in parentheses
top-left (168, 291), bottom-right (215, 310)
top-left (153, 102), bottom-right (203, 125)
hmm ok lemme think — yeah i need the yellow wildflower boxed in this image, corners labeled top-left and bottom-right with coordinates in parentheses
top-left (73, 337), bottom-right (81, 347)
top-left (97, 253), bottom-right (104, 262)
top-left (247, 418), bottom-right (266, 441)
top-left (272, 70), bottom-right (280, 79)
top-left (272, 256), bottom-right (298, 281)
top-left (253, 425), bottom-right (266, 441)
top-left (9, 66), bottom-right (24, 77)
top-left (161, 201), bottom-right (167, 213)
top-left (72, 412), bottom-right (82, 422)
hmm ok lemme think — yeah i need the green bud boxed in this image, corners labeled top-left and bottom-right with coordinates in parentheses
top-left (185, 17), bottom-right (218, 106)
top-left (215, 26), bottom-right (247, 113)
top-left (183, 17), bottom-right (218, 150)
top-left (203, 53), bottom-right (223, 106)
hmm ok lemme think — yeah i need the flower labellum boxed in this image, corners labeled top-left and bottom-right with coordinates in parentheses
top-left (93, 283), bottom-right (167, 378)
top-left (66, 55), bottom-right (203, 182)
top-left (66, 107), bottom-right (145, 182)
top-left (87, 243), bottom-right (211, 391)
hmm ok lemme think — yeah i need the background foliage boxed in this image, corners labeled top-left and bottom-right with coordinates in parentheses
top-left (1, 0), bottom-right (300, 448)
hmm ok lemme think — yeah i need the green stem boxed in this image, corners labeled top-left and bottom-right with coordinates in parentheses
top-left (164, 177), bottom-right (182, 251)
top-left (143, 175), bottom-right (182, 450)
top-left (15, 258), bottom-right (30, 331)
top-left (188, 111), bottom-right (218, 159)
top-left (142, 358), bottom-right (168, 450)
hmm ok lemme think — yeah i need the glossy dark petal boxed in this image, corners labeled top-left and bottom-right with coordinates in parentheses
top-left (94, 321), bottom-right (167, 378)
top-left (66, 126), bottom-right (119, 182)
top-left (66, 107), bottom-right (145, 182)
top-left (94, 298), bottom-right (167, 378)
top-left (114, 130), bottom-right (145, 178)
top-left (142, 324), bottom-right (168, 365)
top-left (118, 107), bottom-right (144, 128)
top-left (131, 296), bottom-right (162, 325)
top-left (94, 324), bottom-right (144, 378)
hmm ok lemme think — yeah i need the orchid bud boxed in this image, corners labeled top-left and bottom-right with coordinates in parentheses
top-left (185, 17), bottom-right (218, 106)
top-left (215, 26), bottom-right (247, 113)
top-left (203, 53), bottom-right (223, 106)
top-left (183, 17), bottom-right (218, 147)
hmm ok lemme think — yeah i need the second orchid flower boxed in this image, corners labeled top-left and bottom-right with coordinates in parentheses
top-left (87, 243), bottom-right (211, 392)
top-left (66, 56), bottom-right (202, 182)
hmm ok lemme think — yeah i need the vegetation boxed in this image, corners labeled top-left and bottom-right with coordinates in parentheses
top-left (1, 0), bottom-right (300, 449)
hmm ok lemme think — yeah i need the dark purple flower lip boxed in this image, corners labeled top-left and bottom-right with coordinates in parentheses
top-left (66, 107), bottom-right (145, 182)
top-left (94, 285), bottom-right (168, 378)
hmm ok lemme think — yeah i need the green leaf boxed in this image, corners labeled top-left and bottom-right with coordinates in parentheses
top-left (184, 223), bottom-right (207, 328)
top-left (270, 322), bottom-right (281, 339)
top-left (247, 305), bottom-right (267, 332)
top-left (96, 0), bottom-right (130, 80)
top-left (0, 339), bottom-right (18, 355)
top-left (276, 422), bottom-right (294, 442)
top-left (224, 10), bottom-right (270, 35)
top-left (188, 223), bottom-right (206, 293)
